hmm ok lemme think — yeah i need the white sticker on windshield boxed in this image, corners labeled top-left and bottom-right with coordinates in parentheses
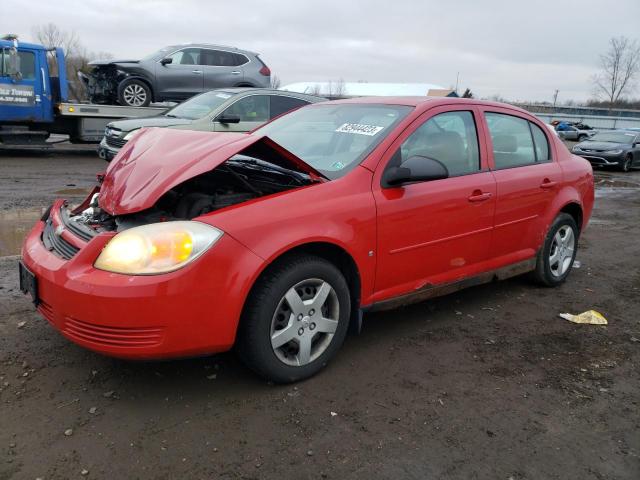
top-left (216, 93), bottom-right (232, 99)
top-left (336, 123), bottom-right (384, 136)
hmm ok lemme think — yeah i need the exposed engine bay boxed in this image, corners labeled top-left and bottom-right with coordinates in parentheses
top-left (67, 155), bottom-right (315, 236)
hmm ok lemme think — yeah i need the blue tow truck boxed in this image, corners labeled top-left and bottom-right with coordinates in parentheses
top-left (0, 35), bottom-right (164, 148)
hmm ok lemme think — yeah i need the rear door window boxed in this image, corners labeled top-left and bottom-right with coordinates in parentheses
top-left (530, 122), bottom-right (551, 162)
top-left (270, 96), bottom-right (311, 118)
top-left (485, 113), bottom-right (537, 169)
top-left (201, 49), bottom-right (244, 67)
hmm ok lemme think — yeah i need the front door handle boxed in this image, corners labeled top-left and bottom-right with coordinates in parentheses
top-left (231, 70), bottom-right (241, 75)
top-left (192, 70), bottom-right (203, 74)
top-left (468, 191), bottom-right (493, 202)
top-left (540, 179), bottom-right (558, 189)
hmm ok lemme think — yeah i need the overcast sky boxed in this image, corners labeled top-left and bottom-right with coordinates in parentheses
top-left (5, 0), bottom-right (639, 102)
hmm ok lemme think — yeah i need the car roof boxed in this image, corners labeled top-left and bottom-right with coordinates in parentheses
top-left (166, 43), bottom-right (258, 56)
top-left (212, 88), bottom-right (325, 102)
top-left (315, 96), bottom-right (532, 115)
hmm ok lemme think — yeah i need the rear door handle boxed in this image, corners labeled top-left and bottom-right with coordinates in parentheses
top-left (231, 70), bottom-right (241, 75)
top-left (192, 70), bottom-right (203, 74)
top-left (540, 179), bottom-right (558, 189)
top-left (468, 191), bottom-right (493, 202)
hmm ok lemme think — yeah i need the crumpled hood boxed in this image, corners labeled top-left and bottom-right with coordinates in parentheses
top-left (99, 128), bottom-right (327, 216)
top-left (577, 141), bottom-right (629, 150)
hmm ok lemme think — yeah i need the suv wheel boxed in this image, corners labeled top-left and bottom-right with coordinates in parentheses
top-left (118, 79), bottom-right (151, 107)
top-left (237, 255), bottom-right (351, 383)
top-left (532, 213), bottom-right (579, 287)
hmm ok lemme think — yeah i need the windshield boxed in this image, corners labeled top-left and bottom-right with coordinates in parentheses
top-left (589, 131), bottom-right (637, 143)
top-left (165, 91), bottom-right (233, 120)
top-left (255, 103), bottom-right (412, 179)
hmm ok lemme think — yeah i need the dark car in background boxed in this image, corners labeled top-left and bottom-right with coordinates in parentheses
top-left (82, 44), bottom-right (271, 107)
top-left (572, 129), bottom-right (640, 172)
top-left (98, 88), bottom-right (324, 160)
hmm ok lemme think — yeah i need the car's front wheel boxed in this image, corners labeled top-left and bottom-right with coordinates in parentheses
top-left (118, 79), bottom-right (152, 107)
top-left (237, 255), bottom-right (351, 383)
top-left (621, 154), bottom-right (633, 172)
top-left (532, 213), bottom-right (579, 286)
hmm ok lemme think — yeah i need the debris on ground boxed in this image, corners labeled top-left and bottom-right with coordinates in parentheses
top-left (559, 310), bottom-right (608, 325)
top-left (64, 428), bottom-right (73, 436)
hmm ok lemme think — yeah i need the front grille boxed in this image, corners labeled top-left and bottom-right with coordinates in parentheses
top-left (42, 219), bottom-right (80, 260)
top-left (63, 317), bottom-right (165, 348)
top-left (105, 135), bottom-right (127, 148)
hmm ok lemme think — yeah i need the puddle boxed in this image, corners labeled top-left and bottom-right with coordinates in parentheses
top-left (0, 208), bottom-right (45, 257)
top-left (594, 178), bottom-right (640, 189)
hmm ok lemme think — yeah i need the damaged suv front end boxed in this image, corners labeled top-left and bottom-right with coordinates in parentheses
top-left (79, 59), bottom-right (148, 105)
top-left (20, 127), bottom-right (327, 359)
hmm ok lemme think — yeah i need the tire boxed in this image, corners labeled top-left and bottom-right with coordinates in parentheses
top-left (577, 135), bottom-right (587, 142)
top-left (531, 213), bottom-right (579, 287)
top-left (117, 79), bottom-right (151, 107)
top-left (236, 255), bottom-right (351, 383)
top-left (620, 154), bottom-right (633, 172)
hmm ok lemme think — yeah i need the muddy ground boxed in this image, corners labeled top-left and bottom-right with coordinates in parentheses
top-left (0, 148), bottom-right (639, 480)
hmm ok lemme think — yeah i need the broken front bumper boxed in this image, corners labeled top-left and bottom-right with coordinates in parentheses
top-left (20, 201), bottom-right (264, 359)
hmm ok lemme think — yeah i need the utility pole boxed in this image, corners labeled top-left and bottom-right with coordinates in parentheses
top-left (455, 72), bottom-right (460, 95)
top-left (552, 89), bottom-right (559, 110)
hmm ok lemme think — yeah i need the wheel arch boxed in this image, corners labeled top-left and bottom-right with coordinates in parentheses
top-left (559, 201), bottom-right (584, 233)
top-left (241, 241), bottom-right (363, 333)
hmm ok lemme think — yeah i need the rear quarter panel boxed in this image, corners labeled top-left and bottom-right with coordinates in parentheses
top-left (548, 137), bottom-right (594, 233)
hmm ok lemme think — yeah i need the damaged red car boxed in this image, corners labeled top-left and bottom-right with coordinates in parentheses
top-left (19, 98), bottom-right (594, 382)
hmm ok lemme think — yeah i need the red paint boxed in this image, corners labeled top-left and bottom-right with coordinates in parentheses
top-left (21, 97), bottom-right (594, 359)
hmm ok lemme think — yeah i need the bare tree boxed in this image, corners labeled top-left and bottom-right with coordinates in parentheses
top-left (592, 36), bottom-right (640, 109)
top-left (32, 23), bottom-right (81, 58)
top-left (270, 74), bottom-right (281, 89)
top-left (31, 23), bottom-right (112, 102)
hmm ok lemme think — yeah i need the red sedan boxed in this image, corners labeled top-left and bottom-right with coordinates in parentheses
top-left (20, 97), bottom-right (594, 382)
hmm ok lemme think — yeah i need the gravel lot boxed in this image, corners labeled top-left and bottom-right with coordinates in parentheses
top-left (1, 148), bottom-right (639, 479)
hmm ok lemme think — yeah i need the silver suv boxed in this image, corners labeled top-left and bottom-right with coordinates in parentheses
top-left (84, 44), bottom-right (271, 107)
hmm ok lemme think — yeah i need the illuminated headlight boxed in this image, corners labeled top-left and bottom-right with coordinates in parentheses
top-left (123, 129), bottom-right (140, 141)
top-left (94, 221), bottom-right (223, 275)
top-left (606, 149), bottom-right (623, 155)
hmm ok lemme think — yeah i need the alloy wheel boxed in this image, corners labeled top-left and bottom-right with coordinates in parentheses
top-left (549, 225), bottom-right (575, 277)
top-left (270, 278), bottom-right (339, 366)
top-left (122, 84), bottom-right (147, 106)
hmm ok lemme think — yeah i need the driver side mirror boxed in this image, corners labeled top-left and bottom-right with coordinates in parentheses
top-left (215, 113), bottom-right (241, 124)
top-left (160, 57), bottom-right (173, 66)
top-left (383, 155), bottom-right (449, 187)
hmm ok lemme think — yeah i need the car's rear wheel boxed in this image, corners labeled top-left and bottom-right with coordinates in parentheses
top-left (237, 255), bottom-right (351, 383)
top-left (577, 134), bottom-right (587, 142)
top-left (118, 79), bottom-right (151, 107)
top-left (532, 213), bottom-right (579, 287)
top-left (621, 154), bottom-right (633, 172)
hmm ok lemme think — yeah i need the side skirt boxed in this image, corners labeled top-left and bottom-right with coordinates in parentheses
top-left (367, 257), bottom-right (537, 313)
